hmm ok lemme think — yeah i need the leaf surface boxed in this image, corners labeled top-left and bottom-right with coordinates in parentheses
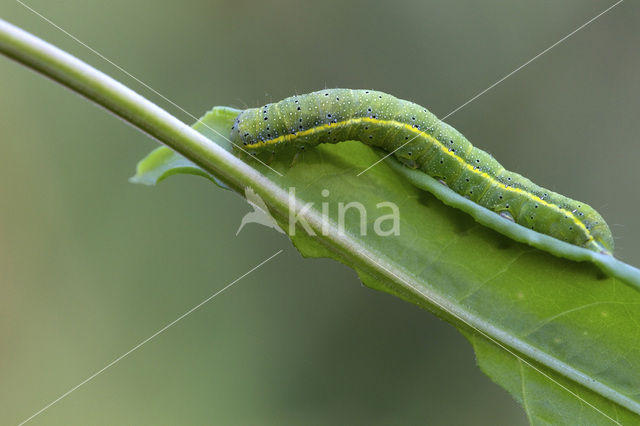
top-left (132, 107), bottom-right (640, 425)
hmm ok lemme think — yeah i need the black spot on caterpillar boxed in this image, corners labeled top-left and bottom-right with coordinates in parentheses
top-left (230, 89), bottom-right (614, 254)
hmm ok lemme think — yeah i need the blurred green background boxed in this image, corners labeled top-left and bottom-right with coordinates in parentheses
top-left (1, 0), bottom-right (638, 424)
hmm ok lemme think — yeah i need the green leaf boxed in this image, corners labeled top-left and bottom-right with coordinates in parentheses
top-left (129, 145), bottom-right (224, 187)
top-left (130, 106), bottom-right (237, 188)
top-left (133, 107), bottom-right (640, 424)
top-left (467, 331), bottom-right (632, 425)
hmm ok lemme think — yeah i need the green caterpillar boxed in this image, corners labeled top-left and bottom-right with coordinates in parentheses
top-left (230, 89), bottom-right (613, 254)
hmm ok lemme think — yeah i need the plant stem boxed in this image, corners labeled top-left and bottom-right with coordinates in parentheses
top-left (0, 18), bottom-right (252, 192)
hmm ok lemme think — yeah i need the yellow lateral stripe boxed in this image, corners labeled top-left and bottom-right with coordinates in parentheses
top-left (248, 117), bottom-right (593, 243)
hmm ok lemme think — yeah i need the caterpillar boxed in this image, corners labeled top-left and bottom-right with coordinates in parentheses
top-left (230, 89), bottom-right (614, 254)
